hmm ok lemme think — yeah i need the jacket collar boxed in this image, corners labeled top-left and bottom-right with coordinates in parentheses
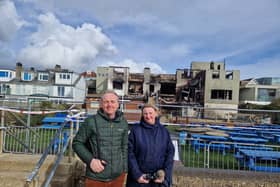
top-left (97, 109), bottom-right (123, 122)
top-left (140, 117), bottom-right (160, 129)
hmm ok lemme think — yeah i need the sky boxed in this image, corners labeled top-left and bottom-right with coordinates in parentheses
top-left (0, 0), bottom-right (280, 79)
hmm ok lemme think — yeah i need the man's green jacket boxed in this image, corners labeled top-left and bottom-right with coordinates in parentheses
top-left (72, 109), bottom-right (128, 181)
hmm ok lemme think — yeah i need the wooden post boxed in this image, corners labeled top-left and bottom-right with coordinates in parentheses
top-left (0, 128), bottom-right (3, 154)
top-left (1, 109), bottom-right (4, 127)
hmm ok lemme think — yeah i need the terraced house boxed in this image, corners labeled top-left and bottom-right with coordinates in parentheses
top-left (0, 62), bottom-right (86, 103)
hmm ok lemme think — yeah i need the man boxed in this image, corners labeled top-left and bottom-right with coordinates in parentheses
top-left (73, 90), bottom-right (128, 187)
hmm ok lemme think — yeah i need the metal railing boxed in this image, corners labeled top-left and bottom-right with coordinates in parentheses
top-left (178, 137), bottom-right (280, 172)
top-left (41, 122), bottom-right (73, 187)
top-left (2, 108), bottom-right (280, 186)
top-left (25, 119), bottom-right (75, 187)
top-left (3, 125), bottom-right (60, 154)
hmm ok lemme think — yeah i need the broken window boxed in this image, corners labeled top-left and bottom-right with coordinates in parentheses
top-left (212, 71), bottom-right (220, 79)
top-left (226, 71), bottom-right (233, 80)
top-left (160, 83), bottom-right (176, 94)
top-left (113, 80), bottom-right (123, 90)
top-left (211, 89), bottom-right (232, 100)
top-left (129, 83), bottom-right (143, 94)
top-left (87, 80), bottom-right (96, 94)
top-left (181, 69), bottom-right (192, 78)
top-left (150, 85), bottom-right (155, 93)
top-left (210, 62), bottom-right (214, 70)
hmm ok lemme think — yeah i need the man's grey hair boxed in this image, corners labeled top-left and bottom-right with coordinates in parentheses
top-left (100, 90), bottom-right (119, 101)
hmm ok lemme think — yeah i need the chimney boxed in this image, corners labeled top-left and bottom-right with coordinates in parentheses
top-left (143, 67), bottom-right (151, 96)
top-left (144, 67), bottom-right (151, 83)
top-left (55, 64), bottom-right (61, 71)
top-left (16, 62), bottom-right (23, 79)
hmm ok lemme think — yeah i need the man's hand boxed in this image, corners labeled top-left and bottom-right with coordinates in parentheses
top-left (90, 158), bottom-right (106, 173)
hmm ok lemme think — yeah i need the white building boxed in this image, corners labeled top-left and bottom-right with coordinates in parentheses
top-left (0, 63), bottom-right (86, 103)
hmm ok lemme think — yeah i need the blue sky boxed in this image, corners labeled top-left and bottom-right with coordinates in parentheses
top-left (0, 0), bottom-right (280, 79)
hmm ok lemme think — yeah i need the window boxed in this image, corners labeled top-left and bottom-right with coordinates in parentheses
top-left (58, 86), bottom-right (65, 96)
top-left (23, 72), bottom-right (32, 81)
top-left (226, 71), bottom-right (233, 80)
top-left (0, 84), bottom-right (8, 94)
top-left (0, 71), bottom-right (9, 77)
top-left (59, 73), bottom-right (71, 80)
top-left (258, 88), bottom-right (276, 101)
top-left (113, 80), bottom-right (123, 90)
top-left (212, 71), bottom-right (220, 79)
top-left (38, 73), bottom-right (49, 81)
top-left (211, 89), bottom-right (232, 100)
top-left (181, 70), bottom-right (192, 78)
top-left (0, 85), bottom-right (3, 94)
top-left (210, 62), bottom-right (214, 70)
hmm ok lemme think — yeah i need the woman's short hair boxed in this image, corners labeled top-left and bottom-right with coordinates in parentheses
top-left (141, 103), bottom-right (159, 112)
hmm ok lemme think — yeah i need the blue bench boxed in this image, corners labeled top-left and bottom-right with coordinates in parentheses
top-left (230, 136), bottom-right (268, 144)
top-left (229, 132), bottom-right (259, 138)
top-left (192, 141), bottom-right (230, 155)
top-left (234, 145), bottom-right (274, 162)
top-left (233, 145), bottom-right (273, 151)
top-left (274, 134), bottom-right (280, 143)
top-left (249, 166), bottom-right (280, 172)
top-left (191, 134), bottom-right (228, 141)
top-left (237, 149), bottom-right (280, 172)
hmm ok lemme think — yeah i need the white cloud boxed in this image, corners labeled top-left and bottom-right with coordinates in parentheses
top-left (0, 0), bottom-right (25, 41)
top-left (1, 0), bottom-right (279, 78)
top-left (17, 13), bottom-right (117, 71)
top-left (103, 59), bottom-right (167, 74)
top-left (168, 44), bottom-right (192, 57)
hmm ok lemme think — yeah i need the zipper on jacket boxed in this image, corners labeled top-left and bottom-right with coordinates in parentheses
top-left (110, 121), bottom-right (113, 177)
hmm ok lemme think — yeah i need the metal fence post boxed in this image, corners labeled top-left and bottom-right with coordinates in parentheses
top-left (68, 120), bottom-right (74, 163)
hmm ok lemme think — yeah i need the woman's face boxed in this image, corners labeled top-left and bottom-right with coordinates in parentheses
top-left (142, 107), bottom-right (157, 125)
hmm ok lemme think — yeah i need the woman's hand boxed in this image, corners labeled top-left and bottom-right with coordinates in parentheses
top-left (137, 174), bottom-right (149, 184)
top-left (154, 178), bottom-right (164, 183)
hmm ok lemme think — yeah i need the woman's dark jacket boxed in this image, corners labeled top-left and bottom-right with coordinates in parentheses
top-left (126, 118), bottom-right (175, 187)
top-left (72, 109), bottom-right (128, 181)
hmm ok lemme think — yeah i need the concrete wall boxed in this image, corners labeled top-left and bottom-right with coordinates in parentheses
top-left (204, 70), bottom-right (240, 105)
top-left (191, 61), bottom-right (225, 71)
top-left (96, 67), bottom-right (109, 94)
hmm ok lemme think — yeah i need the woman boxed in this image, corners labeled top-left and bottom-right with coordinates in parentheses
top-left (127, 104), bottom-right (175, 187)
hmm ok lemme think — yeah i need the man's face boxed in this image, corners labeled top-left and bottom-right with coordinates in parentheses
top-left (101, 93), bottom-right (119, 117)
